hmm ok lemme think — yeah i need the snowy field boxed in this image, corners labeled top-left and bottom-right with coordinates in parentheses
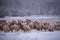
top-left (0, 15), bottom-right (60, 22)
top-left (0, 15), bottom-right (60, 40)
top-left (0, 30), bottom-right (60, 40)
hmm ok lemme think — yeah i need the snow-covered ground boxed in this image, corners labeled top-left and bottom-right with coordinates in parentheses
top-left (0, 30), bottom-right (60, 40)
top-left (0, 15), bottom-right (60, 22)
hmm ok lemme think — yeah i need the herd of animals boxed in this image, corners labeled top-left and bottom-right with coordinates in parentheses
top-left (0, 19), bottom-right (60, 32)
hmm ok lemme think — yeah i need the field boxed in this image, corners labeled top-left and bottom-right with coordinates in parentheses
top-left (0, 30), bottom-right (60, 40)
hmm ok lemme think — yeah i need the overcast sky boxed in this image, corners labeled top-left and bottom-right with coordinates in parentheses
top-left (0, 0), bottom-right (60, 17)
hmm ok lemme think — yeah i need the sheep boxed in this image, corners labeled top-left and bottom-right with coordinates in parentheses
top-left (26, 19), bottom-right (31, 24)
top-left (3, 23), bottom-right (10, 32)
top-left (48, 25), bottom-right (55, 31)
top-left (22, 24), bottom-right (31, 32)
top-left (10, 23), bottom-right (20, 32)
top-left (0, 22), bottom-right (3, 31)
top-left (21, 22), bottom-right (31, 32)
top-left (54, 24), bottom-right (60, 30)
top-left (42, 22), bottom-right (50, 31)
top-left (28, 22), bottom-right (35, 29)
top-left (33, 21), bottom-right (43, 30)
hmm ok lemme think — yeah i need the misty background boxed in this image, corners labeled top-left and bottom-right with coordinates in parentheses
top-left (0, 0), bottom-right (60, 17)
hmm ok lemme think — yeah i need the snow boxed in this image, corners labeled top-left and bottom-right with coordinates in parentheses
top-left (0, 15), bottom-right (60, 23)
top-left (4, 15), bottom-right (60, 20)
top-left (0, 30), bottom-right (60, 40)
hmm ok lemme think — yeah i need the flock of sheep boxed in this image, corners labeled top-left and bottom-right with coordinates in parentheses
top-left (0, 19), bottom-right (60, 32)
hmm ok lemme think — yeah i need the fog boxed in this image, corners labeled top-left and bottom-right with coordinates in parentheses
top-left (0, 0), bottom-right (60, 17)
